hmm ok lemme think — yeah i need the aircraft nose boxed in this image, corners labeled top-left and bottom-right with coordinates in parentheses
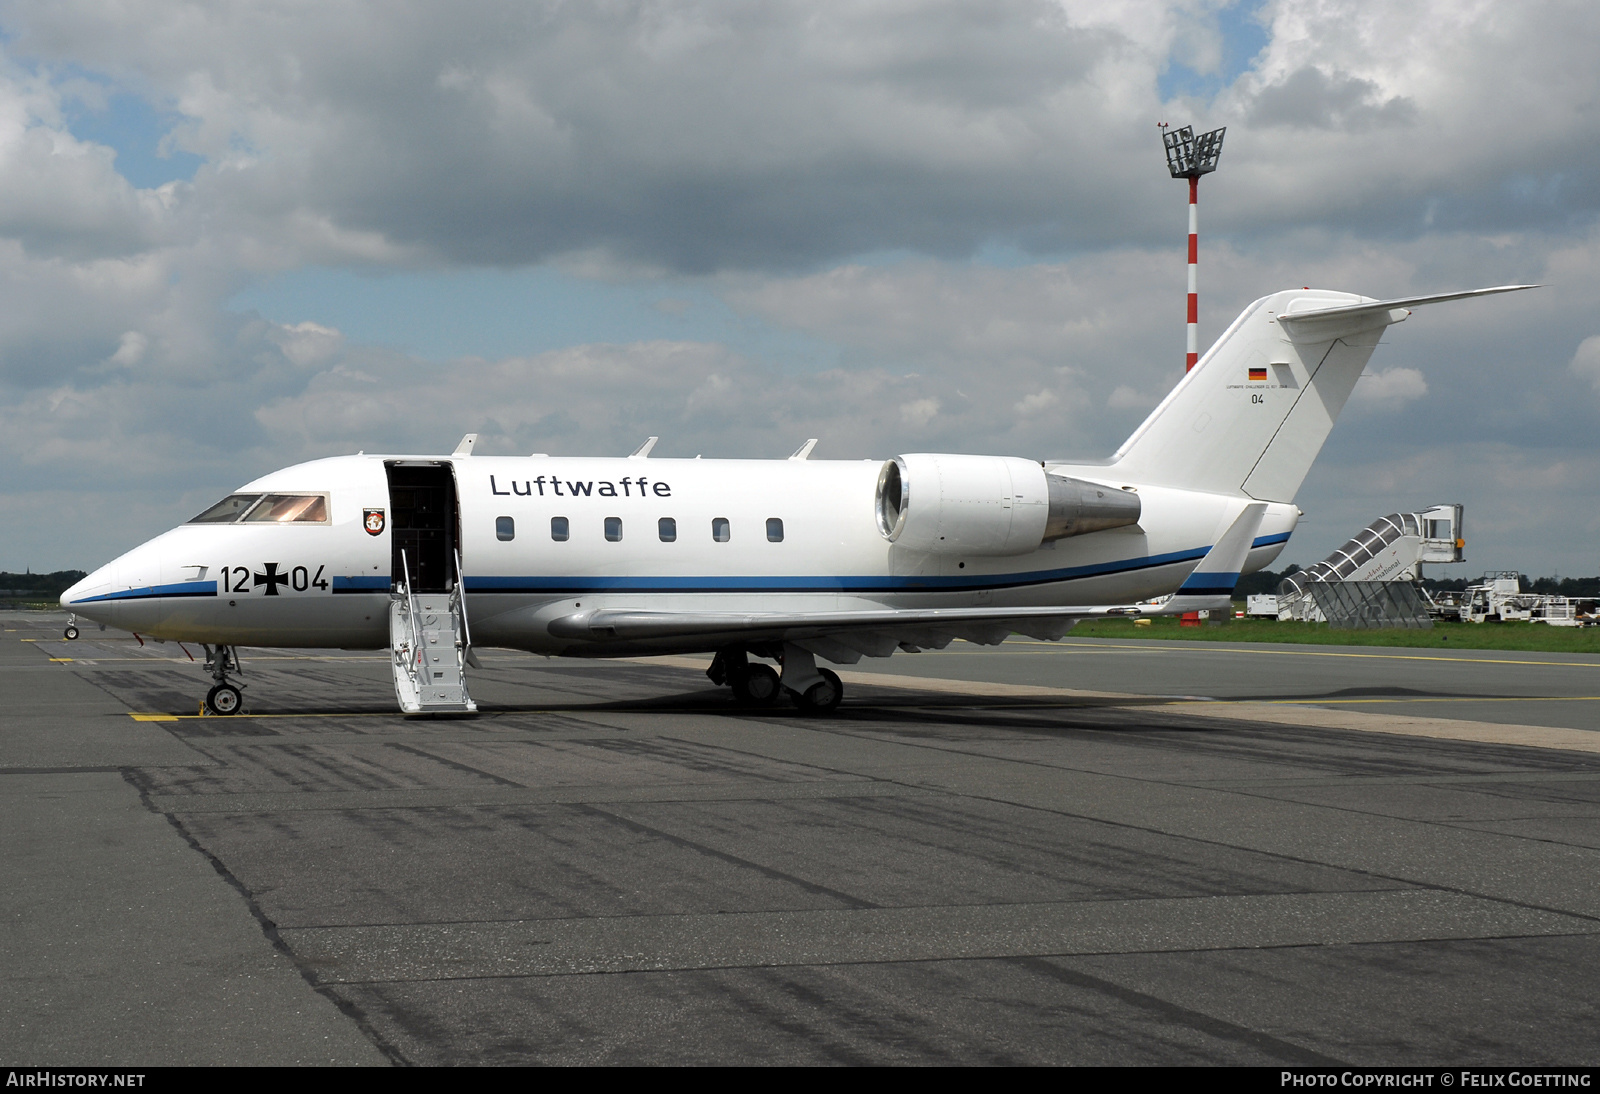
top-left (60, 563), bottom-right (115, 609)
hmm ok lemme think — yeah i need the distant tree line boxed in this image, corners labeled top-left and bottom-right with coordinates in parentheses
top-left (0, 571), bottom-right (87, 598)
top-left (1233, 565), bottom-right (1302, 597)
top-left (1419, 574), bottom-right (1600, 597)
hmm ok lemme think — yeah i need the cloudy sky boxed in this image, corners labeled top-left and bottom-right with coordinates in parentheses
top-left (1, 0), bottom-right (1595, 577)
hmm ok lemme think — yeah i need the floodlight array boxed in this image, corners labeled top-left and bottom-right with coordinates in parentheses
top-left (1162, 125), bottom-right (1226, 179)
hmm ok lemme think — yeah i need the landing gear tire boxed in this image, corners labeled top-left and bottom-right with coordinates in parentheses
top-left (793, 668), bottom-right (844, 716)
top-left (205, 683), bottom-right (243, 716)
top-left (63, 625), bottom-right (79, 640)
top-left (731, 664), bottom-right (782, 706)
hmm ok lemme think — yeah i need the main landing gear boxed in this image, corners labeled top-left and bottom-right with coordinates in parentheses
top-left (707, 645), bottom-right (844, 715)
top-left (201, 644), bottom-right (245, 716)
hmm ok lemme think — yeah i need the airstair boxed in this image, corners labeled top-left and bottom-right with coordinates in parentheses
top-left (389, 552), bottom-right (477, 714)
top-left (1272, 504), bottom-right (1464, 626)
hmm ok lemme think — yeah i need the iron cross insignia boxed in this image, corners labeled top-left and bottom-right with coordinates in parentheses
top-left (253, 562), bottom-right (290, 595)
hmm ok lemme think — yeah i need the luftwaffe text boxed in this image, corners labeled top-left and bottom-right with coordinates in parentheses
top-left (490, 475), bottom-right (670, 499)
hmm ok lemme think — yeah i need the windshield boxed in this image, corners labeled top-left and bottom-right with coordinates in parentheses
top-left (187, 493), bottom-right (329, 524)
top-left (241, 495), bottom-right (329, 523)
top-left (189, 494), bottom-right (262, 523)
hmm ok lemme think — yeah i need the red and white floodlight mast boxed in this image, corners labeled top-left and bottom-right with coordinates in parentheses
top-left (1158, 124), bottom-right (1226, 372)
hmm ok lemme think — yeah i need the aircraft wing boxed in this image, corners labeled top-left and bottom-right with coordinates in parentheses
top-left (546, 505), bottom-right (1267, 661)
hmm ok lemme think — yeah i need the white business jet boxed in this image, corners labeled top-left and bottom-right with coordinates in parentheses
top-left (61, 285), bottom-right (1529, 716)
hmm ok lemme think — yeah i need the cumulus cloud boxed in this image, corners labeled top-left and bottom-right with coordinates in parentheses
top-left (1349, 365), bottom-right (1427, 409)
top-left (1245, 66), bottom-right (1415, 131)
top-left (0, 0), bottom-right (1591, 273)
top-left (1570, 335), bottom-right (1600, 391)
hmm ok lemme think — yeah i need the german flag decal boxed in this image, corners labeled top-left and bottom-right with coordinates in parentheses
top-left (1248, 366), bottom-right (1268, 381)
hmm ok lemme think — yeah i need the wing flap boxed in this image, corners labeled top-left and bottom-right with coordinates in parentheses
top-left (547, 604), bottom-right (1103, 644)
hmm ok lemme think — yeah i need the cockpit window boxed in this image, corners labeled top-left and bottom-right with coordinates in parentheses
top-left (189, 494), bottom-right (263, 523)
top-left (241, 494), bottom-right (330, 523)
top-left (189, 493), bottom-right (330, 524)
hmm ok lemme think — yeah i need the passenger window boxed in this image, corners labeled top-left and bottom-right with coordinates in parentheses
top-left (605, 517), bottom-right (623, 542)
top-left (496, 516), bottom-right (515, 541)
top-left (659, 517), bottom-right (676, 542)
top-left (766, 518), bottom-right (784, 542)
top-left (240, 494), bottom-right (329, 523)
top-left (551, 516), bottom-right (569, 541)
top-left (712, 517), bottom-right (730, 542)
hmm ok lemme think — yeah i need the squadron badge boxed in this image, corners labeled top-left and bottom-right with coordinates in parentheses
top-left (364, 508), bottom-right (386, 536)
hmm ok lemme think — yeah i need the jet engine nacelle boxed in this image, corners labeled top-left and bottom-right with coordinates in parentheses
top-left (875, 453), bottom-right (1140, 556)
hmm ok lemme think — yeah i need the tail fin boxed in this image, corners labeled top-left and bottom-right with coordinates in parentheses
top-left (1108, 285), bottom-right (1532, 502)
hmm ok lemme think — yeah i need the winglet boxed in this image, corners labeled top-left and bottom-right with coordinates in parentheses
top-left (1163, 503), bottom-right (1268, 613)
top-left (453, 433), bottom-right (478, 456)
top-left (789, 438), bottom-right (819, 461)
top-left (629, 436), bottom-right (659, 459)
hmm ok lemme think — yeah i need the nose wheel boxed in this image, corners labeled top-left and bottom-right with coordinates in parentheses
top-left (201, 644), bottom-right (245, 715)
top-left (206, 683), bottom-right (243, 715)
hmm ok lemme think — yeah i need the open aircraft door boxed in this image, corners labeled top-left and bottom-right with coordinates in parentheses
top-left (384, 461), bottom-right (477, 714)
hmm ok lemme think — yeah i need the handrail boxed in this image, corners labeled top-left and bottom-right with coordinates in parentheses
top-left (398, 551), bottom-right (424, 680)
top-left (453, 549), bottom-right (474, 654)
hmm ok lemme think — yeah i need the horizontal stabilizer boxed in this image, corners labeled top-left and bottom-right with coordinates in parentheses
top-left (1277, 285), bottom-right (1537, 328)
top-left (1111, 284), bottom-right (1534, 503)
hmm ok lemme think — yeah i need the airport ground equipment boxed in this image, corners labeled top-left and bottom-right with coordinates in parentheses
top-left (1435, 572), bottom-right (1598, 626)
top-left (1272, 505), bottom-right (1464, 625)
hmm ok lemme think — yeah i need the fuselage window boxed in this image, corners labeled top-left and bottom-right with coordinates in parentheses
top-left (551, 516), bottom-right (570, 541)
top-left (766, 518), bottom-right (784, 542)
top-left (605, 517), bottom-right (623, 542)
top-left (712, 517), bottom-right (730, 542)
top-left (240, 494), bottom-right (329, 523)
top-left (659, 517), bottom-right (676, 542)
top-left (496, 516), bottom-right (515, 541)
top-left (188, 494), bottom-right (262, 523)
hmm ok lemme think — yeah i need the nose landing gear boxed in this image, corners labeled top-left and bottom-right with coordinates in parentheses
top-left (201, 644), bottom-right (245, 715)
top-left (63, 615), bottom-right (79, 641)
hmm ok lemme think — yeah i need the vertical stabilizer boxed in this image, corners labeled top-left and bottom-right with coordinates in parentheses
top-left (1111, 289), bottom-right (1402, 502)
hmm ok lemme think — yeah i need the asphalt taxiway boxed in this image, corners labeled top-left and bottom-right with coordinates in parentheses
top-left (4, 610), bottom-right (1598, 1065)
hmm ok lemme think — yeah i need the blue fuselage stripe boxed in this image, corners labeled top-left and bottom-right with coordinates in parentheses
top-left (464, 542), bottom-right (1235, 595)
top-left (68, 534), bottom-right (1289, 603)
top-left (333, 575), bottom-right (390, 593)
top-left (71, 581), bottom-right (216, 604)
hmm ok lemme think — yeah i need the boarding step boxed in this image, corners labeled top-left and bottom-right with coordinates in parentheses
top-left (390, 589), bottom-right (477, 714)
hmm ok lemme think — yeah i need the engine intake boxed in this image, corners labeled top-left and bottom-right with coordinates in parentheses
top-left (876, 454), bottom-right (1140, 556)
